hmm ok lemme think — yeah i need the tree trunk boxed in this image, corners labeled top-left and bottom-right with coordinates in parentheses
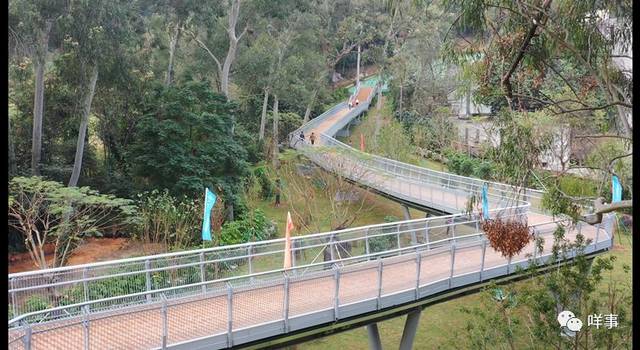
top-left (165, 21), bottom-right (181, 87)
top-left (31, 59), bottom-right (46, 176)
top-left (356, 44), bottom-right (361, 89)
top-left (272, 95), bottom-right (279, 168)
top-left (375, 89), bottom-right (382, 141)
top-left (9, 114), bottom-right (17, 175)
top-left (68, 65), bottom-right (99, 187)
top-left (303, 89), bottom-right (318, 123)
top-left (30, 21), bottom-right (53, 176)
top-left (259, 87), bottom-right (269, 140)
top-left (221, 0), bottom-right (244, 98)
top-left (399, 83), bottom-right (403, 116)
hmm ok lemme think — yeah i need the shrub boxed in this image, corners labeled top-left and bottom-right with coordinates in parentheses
top-left (135, 190), bottom-right (209, 249)
top-left (253, 166), bottom-right (274, 200)
top-left (24, 295), bottom-right (50, 313)
top-left (474, 161), bottom-right (494, 180)
top-left (218, 209), bottom-right (273, 246)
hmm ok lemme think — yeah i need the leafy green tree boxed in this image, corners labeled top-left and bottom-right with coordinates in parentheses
top-left (58, 0), bottom-right (136, 187)
top-left (9, 0), bottom-right (66, 176)
top-left (457, 226), bottom-right (632, 349)
top-left (128, 81), bottom-right (251, 217)
top-left (8, 176), bottom-right (136, 269)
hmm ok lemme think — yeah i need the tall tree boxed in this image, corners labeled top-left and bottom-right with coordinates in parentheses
top-left (9, 0), bottom-right (65, 175)
top-left (184, 0), bottom-right (249, 99)
top-left (62, 0), bottom-right (134, 187)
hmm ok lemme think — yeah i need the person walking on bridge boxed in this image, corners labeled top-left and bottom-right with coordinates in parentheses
top-left (299, 131), bottom-right (305, 145)
top-left (309, 132), bottom-right (317, 145)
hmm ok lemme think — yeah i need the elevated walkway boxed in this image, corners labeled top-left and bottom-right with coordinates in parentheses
top-left (7, 82), bottom-right (615, 350)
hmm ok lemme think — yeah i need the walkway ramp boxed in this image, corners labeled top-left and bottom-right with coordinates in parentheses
top-left (8, 82), bottom-right (615, 350)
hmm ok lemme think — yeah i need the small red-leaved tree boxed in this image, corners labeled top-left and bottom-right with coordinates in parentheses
top-left (481, 218), bottom-right (532, 259)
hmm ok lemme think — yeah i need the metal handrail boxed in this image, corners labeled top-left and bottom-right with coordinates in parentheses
top-left (8, 215), bottom-right (578, 328)
top-left (6, 77), bottom-right (615, 350)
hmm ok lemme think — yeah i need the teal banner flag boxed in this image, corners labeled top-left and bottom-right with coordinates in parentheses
top-left (201, 188), bottom-right (217, 241)
top-left (482, 183), bottom-right (489, 220)
top-left (612, 175), bottom-right (622, 203)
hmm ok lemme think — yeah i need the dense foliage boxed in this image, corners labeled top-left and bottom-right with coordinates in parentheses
top-left (129, 81), bottom-right (251, 211)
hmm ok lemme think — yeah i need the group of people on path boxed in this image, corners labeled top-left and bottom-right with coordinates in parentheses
top-left (347, 96), bottom-right (359, 109)
top-left (296, 93), bottom-right (359, 147)
top-left (298, 131), bottom-right (316, 145)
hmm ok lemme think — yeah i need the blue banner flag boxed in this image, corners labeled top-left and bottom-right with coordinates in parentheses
top-left (201, 188), bottom-right (217, 241)
top-left (612, 175), bottom-right (622, 203)
top-left (482, 183), bottom-right (489, 220)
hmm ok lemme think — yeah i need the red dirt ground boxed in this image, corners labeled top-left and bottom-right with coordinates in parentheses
top-left (8, 238), bottom-right (167, 273)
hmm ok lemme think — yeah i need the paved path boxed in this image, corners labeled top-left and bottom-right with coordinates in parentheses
top-left (8, 85), bottom-right (610, 350)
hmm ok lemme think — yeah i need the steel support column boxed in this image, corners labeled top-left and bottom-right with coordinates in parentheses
top-left (399, 309), bottom-right (422, 350)
top-left (366, 323), bottom-right (383, 350)
top-left (401, 204), bottom-right (417, 245)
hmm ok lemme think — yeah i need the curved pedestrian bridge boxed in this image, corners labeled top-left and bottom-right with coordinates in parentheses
top-left (8, 83), bottom-right (615, 350)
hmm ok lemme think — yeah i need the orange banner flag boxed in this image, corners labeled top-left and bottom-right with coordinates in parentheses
top-left (284, 211), bottom-right (294, 269)
top-left (360, 133), bottom-right (365, 152)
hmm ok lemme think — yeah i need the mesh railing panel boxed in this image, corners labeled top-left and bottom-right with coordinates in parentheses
top-left (452, 244), bottom-right (484, 276)
top-left (288, 274), bottom-right (334, 317)
top-left (338, 265), bottom-right (378, 305)
top-left (381, 256), bottom-right (417, 296)
top-left (419, 249), bottom-right (452, 285)
top-left (8, 328), bottom-right (25, 350)
top-left (167, 293), bottom-right (228, 345)
top-left (87, 304), bottom-right (163, 350)
top-left (232, 283), bottom-right (284, 330)
top-left (31, 319), bottom-right (84, 350)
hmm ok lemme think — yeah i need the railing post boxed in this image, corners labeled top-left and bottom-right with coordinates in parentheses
top-left (396, 224), bottom-right (401, 254)
top-left (452, 223), bottom-right (456, 244)
top-left (480, 239), bottom-right (487, 282)
top-left (365, 228), bottom-right (371, 259)
top-left (22, 322), bottom-right (31, 350)
top-left (226, 283), bottom-right (234, 348)
top-left (83, 305), bottom-right (90, 350)
top-left (415, 252), bottom-right (422, 299)
top-left (376, 259), bottom-right (383, 309)
top-left (424, 221), bottom-right (430, 249)
top-left (333, 268), bottom-right (341, 320)
top-left (532, 228), bottom-right (538, 263)
top-left (577, 222), bottom-right (583, 236)
top-left (292, 240), bottom-right (297, 270)
top-left (10, 277), bottom-right (17, 318)
top-left (145, 259), bottom-right (152, 302)
top-left (475, 214), bottom-right (480, 232)
top-left (507, 256), bottom-right (512, 274)
top-left (83, 268), bottom-right (89, 304)
top-left (330, 234), bottom-right (336, 263)
top-left (199, 252), bottom-right (206, 294)
top-left (449, 243), bottom-right (456, 288)
top-left (455, 191), bottom-right (458, 208)
top-left (161, 294), bottom-right (168, 350)
top-left (283, 273), bottom-right (290, 332)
